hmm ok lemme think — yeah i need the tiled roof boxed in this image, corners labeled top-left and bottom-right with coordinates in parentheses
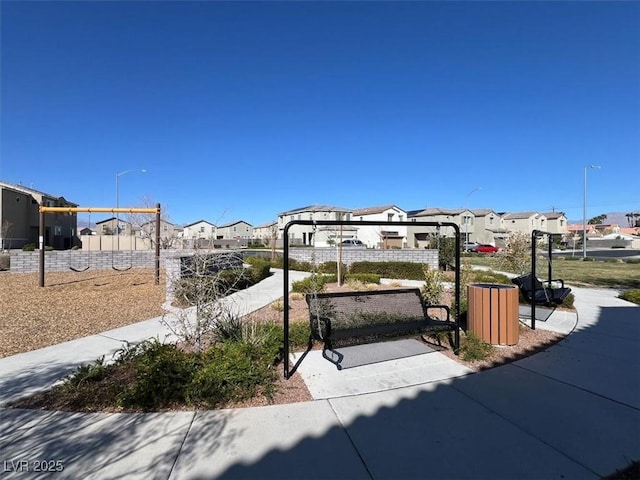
top-left (279, 205), bottom-right (351, 215)
top-left (502, 211), bottom-right (540, 220)
top-left (0, 180), bottom-right (78, 205)
top-left (542, 212), bottom-right (566, 220)
top-left (183, 220), bottom-right (215, 228)
top-left (352, 205), bottom-right (404, 216)
top-left (410, 208), bottom-right (466, 217)
top-left (218, 220), bottom-right (252, 228)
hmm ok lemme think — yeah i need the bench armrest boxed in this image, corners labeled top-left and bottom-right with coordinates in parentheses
top-left (425, 304), bottom-right (450, 321)
top-left (541, 278), bottom-right (566, 288)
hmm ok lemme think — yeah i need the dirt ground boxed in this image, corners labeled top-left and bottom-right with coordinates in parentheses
top-left (2, 270), bottom-right (565, 409)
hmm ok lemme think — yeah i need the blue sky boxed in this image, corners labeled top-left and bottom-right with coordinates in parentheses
top-left (1, 1), bottom-right (638, 226)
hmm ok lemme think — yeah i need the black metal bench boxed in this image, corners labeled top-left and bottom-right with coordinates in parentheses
top-left (512, 273), bottom-right (572, 306)
top-left (306, 288), bottom-right (455, 367)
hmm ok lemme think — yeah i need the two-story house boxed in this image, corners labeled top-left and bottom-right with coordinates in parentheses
top-left (182, 220), bottom-right (216, 240)
top-left (277, 205), bottom-right (355, 247)
top-left (216, 220), bottom-right (253, 240)
top-left (253, 221), bottom-right (278, 246)
top-left (500, 212), bottom-right (548, 236)
top-left (95, 217), bottom-right (135, 236)
top-left (352, 205), bottom-right (408, 248)
top-left (541, 212), bottom-right (568, 235)
top-left (0, 181), bottom-right (78, 250)
top-left (407, 208), bottom-right (475, 248)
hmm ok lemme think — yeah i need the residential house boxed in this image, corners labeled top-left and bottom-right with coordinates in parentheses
top-left (500, 212), bottom-right (548, 236)
top-left (277, 205), bottom-right (355, 247)
top-left (95, 217), bottom-right (135, 236)
top-left (352, 205), bottom-right (408, 248)
top-left (407, 208), bottom-right (475, 248)
top-left (216, 220), bottom-right (253, 240)
top-left (138, 219), bottom-right (179, 248)
top-left (470, 209), bottom-right (507, 245)
top-left (182, 220), bottom-right (216, 240)
top-left (541, 212), bottom-right (568, 235)
top-left (253, 221), bottom-right (278, 246)
top-left (0, 180), bottom-right (78, 250)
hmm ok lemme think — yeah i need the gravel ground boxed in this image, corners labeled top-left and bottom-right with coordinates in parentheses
top-left (0, 268), bottom-right (165, 358)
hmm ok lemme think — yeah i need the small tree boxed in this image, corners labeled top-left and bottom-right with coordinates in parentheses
top-left (161, 249), bottom-right (251, 352)
top-left (498, 232), bottom-right (531, 275)
top-left (421, 264), bottom-right (444, 305)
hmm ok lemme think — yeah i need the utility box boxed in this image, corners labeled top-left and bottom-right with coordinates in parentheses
top-left (467, 284), bottom-right (519, 346)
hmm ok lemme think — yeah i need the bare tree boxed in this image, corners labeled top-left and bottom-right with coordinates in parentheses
top-left (161, 249), bottom-right (251, 352)
top-left (1, 220), bottom-right (13, 251)
top-left (125, 196), bottom-right (180, 249)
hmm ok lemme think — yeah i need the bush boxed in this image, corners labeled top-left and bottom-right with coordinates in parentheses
top-left (350, 261), bottom-right (426, 280)
top-left (22, 243), bottom-right (36, 251)
top-left (470, 270), bottom-right (512, 285)
top-left (119, 340), bottom-right (196, 409)
top-left (421, 265), bottom-right (444, 305)
top-left (0, 254), bottom-right (9, 271)
top-left (188, 341), bottom-right (278, 407)
top-left (460, 332), bottom-right (494, 361)
top-left (291, 274), bottom-right (336, 293)
top-left (619, 289), bottom-right (640, 305)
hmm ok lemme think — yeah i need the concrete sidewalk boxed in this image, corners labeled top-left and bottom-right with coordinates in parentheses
top-left (1, 278), bottom-right (638, 479)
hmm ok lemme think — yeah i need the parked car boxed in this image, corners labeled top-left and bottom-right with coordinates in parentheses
top-left (340, 239), bottom-right (364, 247)
top-left (476, 244), bottom-right (499, 253)
top-left (463, 242), bottom-right (479, 252)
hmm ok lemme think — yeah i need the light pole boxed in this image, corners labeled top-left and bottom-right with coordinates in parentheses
top-left (463, 187), bottom-right (481, 246)
top-left (115, 169), bottom-right (146, 238)
top-left (583, 165), bottom-right (600, 259)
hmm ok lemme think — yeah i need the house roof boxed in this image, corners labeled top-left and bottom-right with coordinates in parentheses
top-left (278, 204), bottom-right (351, 216)
top-left (542, 212), bottom-right (566, 220)
top-left (352, 205), bottom-right (405, 216)
top-left (0, 180), bottom-right (78, 206)
top-left (470, 209), bottom-right (497, 217)
top-left (183, 220), bottom-right (215, 228)
top-left (254, 221), bottom-right (277, 229)
top-left (218, 220), bottom-right (252, 229)
top-left (502, 211), bottom-right (541, 220)
top-left (409, 207), bottom-right (467, 217)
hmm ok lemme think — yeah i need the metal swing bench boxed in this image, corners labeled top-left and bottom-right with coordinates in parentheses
top-left (282, 219), bottom-right (463, 378)
top-left (306, 288), bottom-right (455, 369)
top-left (511, 229), bottom-right (572, 329)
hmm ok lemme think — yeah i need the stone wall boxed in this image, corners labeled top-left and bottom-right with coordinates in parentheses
top-left (8, 250), bottom-right (160, 273)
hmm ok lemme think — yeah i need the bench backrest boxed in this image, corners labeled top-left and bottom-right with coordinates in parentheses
top-left (306, 288), bottom-right (427, 327)
top-left (512, 273), bottom-right (544, 293)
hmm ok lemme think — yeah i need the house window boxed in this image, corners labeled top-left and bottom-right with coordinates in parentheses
top-left (489, 216), bottom-right (494, 226)
top-left (399, 215), bottom-right (403, 222)
top-left (388, 213), bottom-right (394, 222)
top-left (163, 225), bottom-right (168, 232)
top-left (560, 220), bottom-right (565, 227)
top-left (360, 216), bottom-right (363, 221)
top-left (200, 226), bottom-right (205, 233)
top-left (233, 226), bottom-right (237, 232)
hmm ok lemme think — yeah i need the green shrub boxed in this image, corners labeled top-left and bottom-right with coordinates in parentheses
top-left (349, 261), bottom-right (426, 280)
top-left (187, 341), bottom-right (278, 407)
top-left (421, 265), bottom-right (444, 305)
top-left (0, 254), bottom-right (9, 271)
top-left (247, 258), bottom-right (272, 283)
top-left (288, 322), bottom-right (313, 349)
top-left (561, 293), bottom-right (575, 309)
top-left (619, 289), bottom-right (640, 305)
top-left (119, 340), bottom-right (196, 409)
top-left (460, 332), bottom-right (494, 361)
top-left (291, 274), bottom-right (336, 293)
top-left (22, 243), bottom-right (36, 251)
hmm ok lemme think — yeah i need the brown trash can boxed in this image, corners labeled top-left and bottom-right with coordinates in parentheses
top-left (467, 284), bottom-right (519, 346)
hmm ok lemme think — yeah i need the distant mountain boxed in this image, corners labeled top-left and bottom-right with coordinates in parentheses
top-left (568, 211), bottom-right (640, 226)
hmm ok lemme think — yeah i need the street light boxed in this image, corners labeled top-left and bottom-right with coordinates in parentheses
top-left (115, 169), bottom-right (147, 236)
top-left (463, 187), bottom-right (481, 246)
top-left (583, 165), bottom-right (601, 259)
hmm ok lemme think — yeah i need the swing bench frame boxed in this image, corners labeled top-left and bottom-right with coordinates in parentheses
top-left (282, 219), bottom-right (462, 379)
top-left (512, 229), bottom-right (572, 330)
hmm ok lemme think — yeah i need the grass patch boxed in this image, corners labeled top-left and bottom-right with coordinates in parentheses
top-left (470, 257), bottom-right (640, 289)
top-left (619, 289), bottom-right (640, 305)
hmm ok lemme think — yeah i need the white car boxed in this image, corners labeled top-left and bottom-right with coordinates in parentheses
top-left (340, 239), bottom-right (365, 247)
